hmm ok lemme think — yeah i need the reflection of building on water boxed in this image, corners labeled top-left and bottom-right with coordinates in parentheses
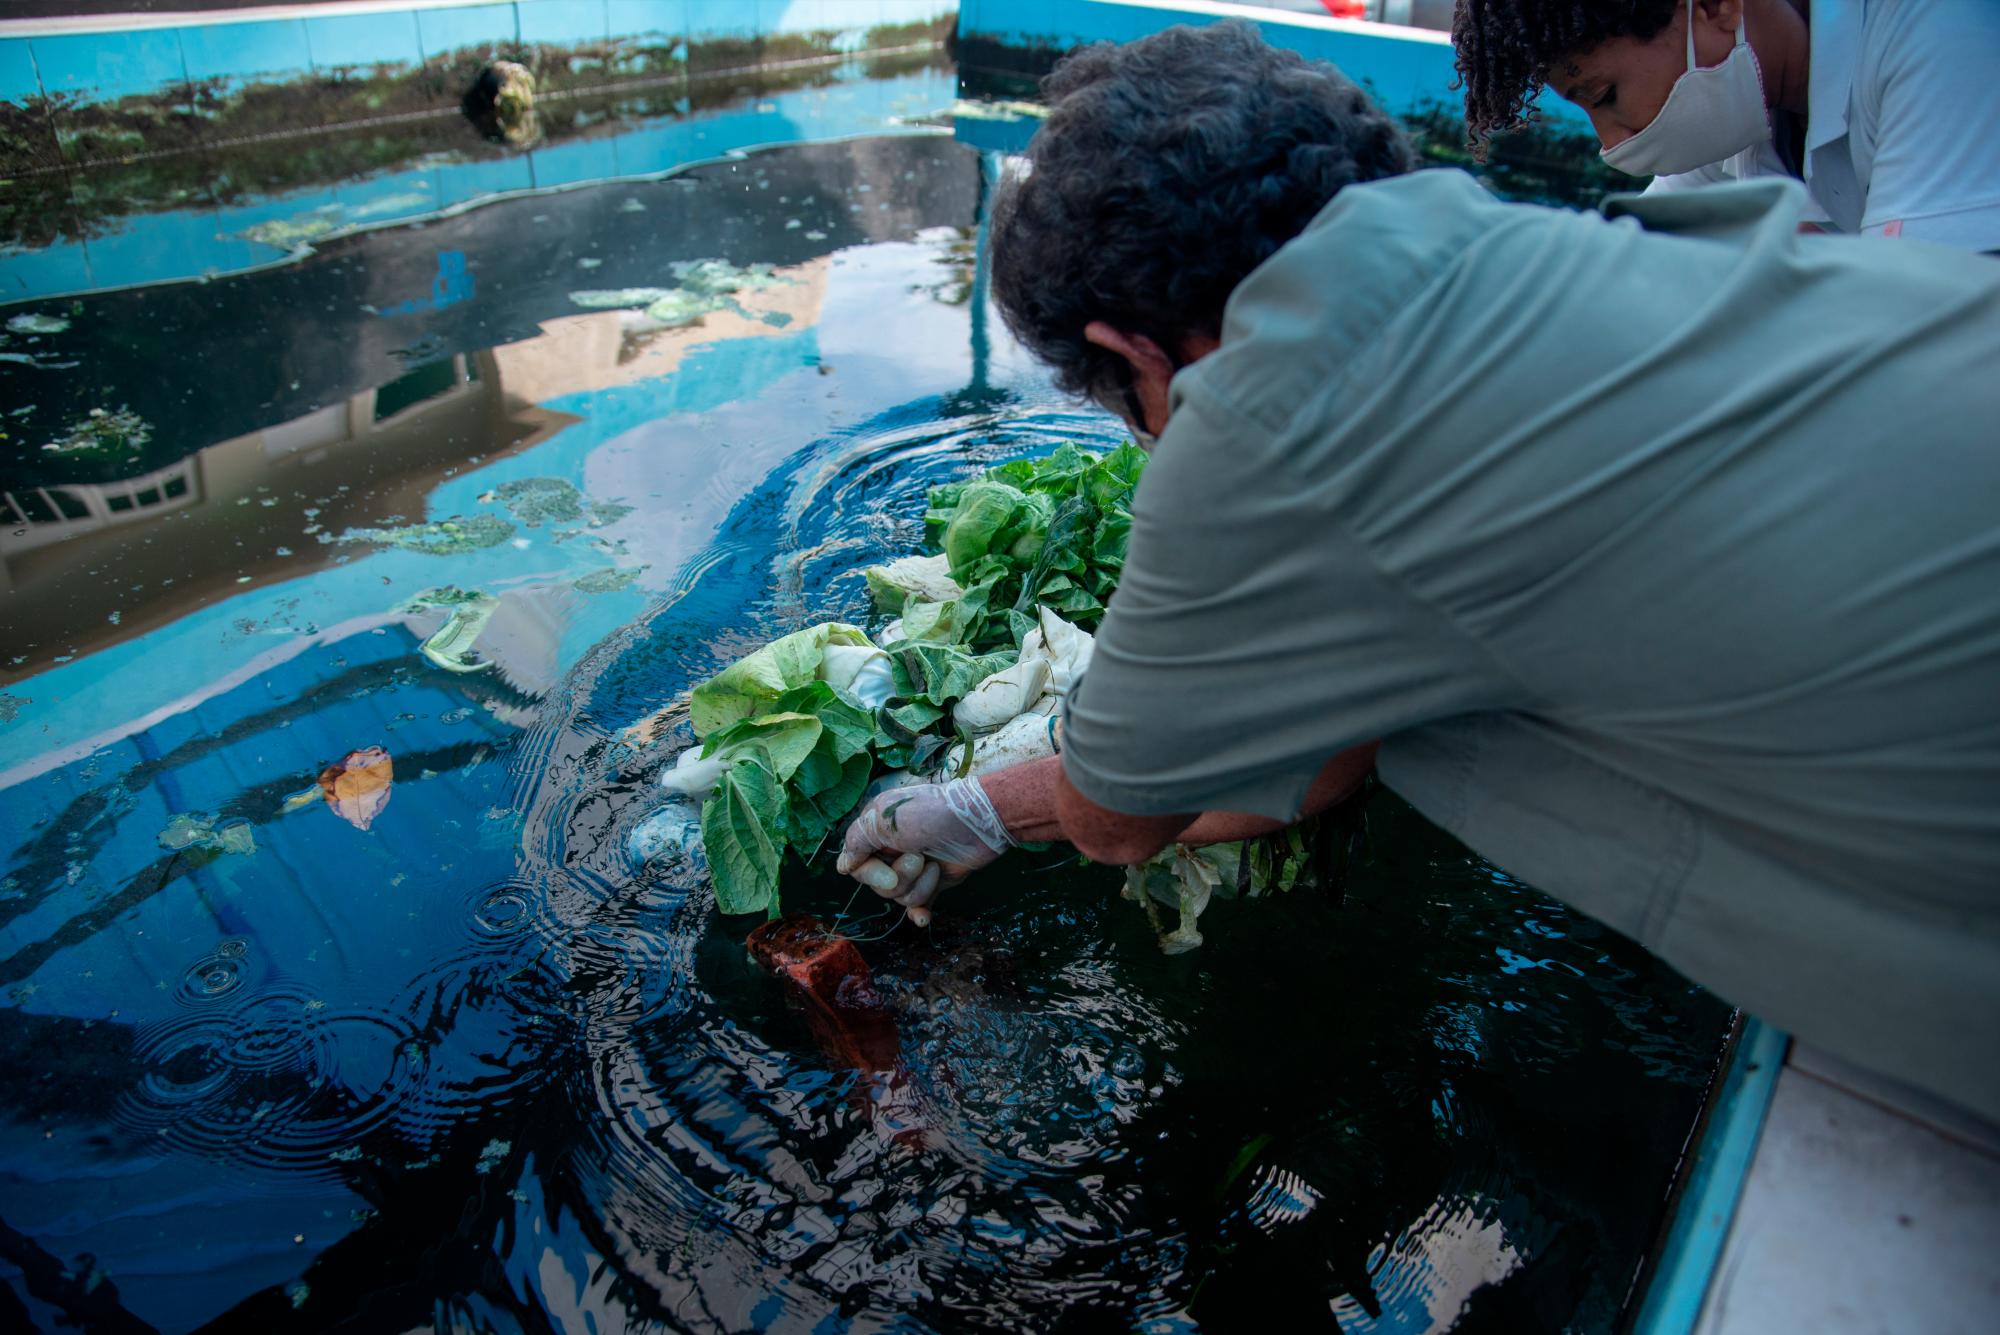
top-left (0, 350), bottom-right (575, 669)
top-left (2, 356), bottom-right (492, 558)
top-left (0, 251), bottom-right (834, 683)
top-left (1, 457), bottom-right (200, 552)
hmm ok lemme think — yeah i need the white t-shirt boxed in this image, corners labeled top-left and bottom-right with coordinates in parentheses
top-left (1646, 0), bottom-right (2000, 251)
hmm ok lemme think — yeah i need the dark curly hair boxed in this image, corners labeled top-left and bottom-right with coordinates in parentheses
top-left (988, 20), bottom-right (1414, 406)
top-left (1452, 0), bottom-right (1681, 155)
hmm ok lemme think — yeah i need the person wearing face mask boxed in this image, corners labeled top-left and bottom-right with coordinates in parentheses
top-left (1453, 0), bottom-right (2000, 250)
top-left (834, 22), bottom-right (2000, 1126)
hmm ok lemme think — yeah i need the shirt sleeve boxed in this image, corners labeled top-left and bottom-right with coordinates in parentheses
top-left (1854, 0), bottom-right (2000, 249)
top-left (1058, 376), bottom-right (1526, 822)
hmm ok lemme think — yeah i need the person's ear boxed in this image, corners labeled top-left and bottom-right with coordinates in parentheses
top-left (1083, 321), bottom-right (1177, 435)
top-left (1694, 0), bottom-right (1746, 56)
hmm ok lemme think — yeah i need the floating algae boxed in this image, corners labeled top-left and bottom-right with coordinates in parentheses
top-left (641, 289), bottom-right (721, 328)
top-left (42, 407), bottom-right (152, 459)
top-left (338, 513), bottom-right (514, 554)
top-left (6, 312), bottom-right (70, 335)
top-left (400, 585), bottom-right (490, 610)
top-left (568, 259), bottom-right (796, 329)
top-left (157, 812), bottom-right (257, 856)
top-left (573, 565), bottom-right (647, 594)
top-left (566, 287), bottom-right (677, 310)
top-left (671, 258), bottom-right (790, 299)
top-left (240, 212), bottom-right (340, 249)
top-left (945, 99), bottom-right (1050, 123)
top-left (0, 693), bottom-right (26, 724)
top-left (492, 477), bottom-right (630, 529)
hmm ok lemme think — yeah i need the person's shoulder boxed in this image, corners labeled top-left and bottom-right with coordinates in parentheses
top-left (1196, 171), bottom-right (1522, 429)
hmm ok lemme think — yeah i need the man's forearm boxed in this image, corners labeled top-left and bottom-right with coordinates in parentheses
top-left (1173, 742), bottom-right (1377, 844)
top-left (974, 743), bottom-right (1378, 863)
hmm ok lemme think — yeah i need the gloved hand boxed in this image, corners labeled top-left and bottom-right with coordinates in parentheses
top-left (836, 778), bottom-right (1014, 925)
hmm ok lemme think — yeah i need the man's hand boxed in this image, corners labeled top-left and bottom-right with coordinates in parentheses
top-left (835, 778), bottom-right (1014, 925)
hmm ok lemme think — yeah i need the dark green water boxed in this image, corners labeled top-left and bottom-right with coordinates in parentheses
top-left (0, 76), bottom-right (1726, 1333)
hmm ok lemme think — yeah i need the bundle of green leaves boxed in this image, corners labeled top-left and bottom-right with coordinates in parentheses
top-left (688, 622), bottom-right (1021, 918)
top-left (688, 443), bottom-right (1148, 920)
top-left (912, 441), bottom-right (1146, 654)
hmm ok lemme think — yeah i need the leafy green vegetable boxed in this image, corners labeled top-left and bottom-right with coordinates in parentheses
top-left (689, 622), bottom-right (873, 737)
top-left (911, 442), bottom-right (1146, 653)
top-left (891, 643), bottom-right (1018, 707)
top-left (692, 441), bottom-right (1155, 921)
top-left (699, 712), bottom-right (823, 780)
top-left (703, 757), bottom-right (786, 916)
top-left (864, 554), bottom-right (962, 614)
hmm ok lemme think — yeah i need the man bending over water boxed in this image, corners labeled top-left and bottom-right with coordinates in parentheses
top-left (837, 21), bottom-right (2000, 1123)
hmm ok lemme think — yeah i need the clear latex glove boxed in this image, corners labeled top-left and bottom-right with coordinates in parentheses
top-left (836, 778), bottom-right (1013, 925)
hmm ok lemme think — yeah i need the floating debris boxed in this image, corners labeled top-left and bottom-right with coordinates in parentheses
top-left (285, 1281), bottom-right (310, 1310)
top-left (619, 197), bottom-right (647, 213)
top-left (402, 584), bottom-right (489, 608)
top-left (319, 747), bottom-right (393, 831)
top-left (569, 259), bottom-right (795, 329)
top-left (573, 565), bottom-right (647, 595)
top-left (492, 477), bottom-right (629, 529)
top-left (157, 812), bottom-right (257, 856)
top-left (338, 514), bottom-right (514, 554)
top-left (946, 98), bottom-right (1049, 122)
top-left (566, 287), bottom-right (675, 309)
top-left (415, 592), bottom-right (498, 673)
top-left (6, 312), bottom-right (69, 335)
top-left (641, 289), bottom-right (721, 328)
top-left (241, 214), bottom-right (339, 249)
top-left (475, 1138), bottom-right (511, 1174)
top-left (41, 407), bottom-right (152, 459)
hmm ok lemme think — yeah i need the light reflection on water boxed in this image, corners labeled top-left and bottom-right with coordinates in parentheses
top-left (0, 128), bottom-right (1727, 1333)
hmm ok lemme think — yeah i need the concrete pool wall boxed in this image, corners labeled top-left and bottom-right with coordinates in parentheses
top-left (0, 3), bottom-right (957, 303)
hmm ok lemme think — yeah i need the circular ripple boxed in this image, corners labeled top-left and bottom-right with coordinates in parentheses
top-left (177, 954), bottom-right (247, 1005)
top-left (117, 979), bottom-right (432, 1178)
top-left (472, 883), bottom-right (535, 937)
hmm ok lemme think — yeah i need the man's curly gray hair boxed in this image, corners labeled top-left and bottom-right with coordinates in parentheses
top-left (989, 20), bottom-right (1416, 406)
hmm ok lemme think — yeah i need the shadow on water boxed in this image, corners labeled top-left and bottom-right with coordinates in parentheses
top-left (0, 100), bottom-right (1727, 1335)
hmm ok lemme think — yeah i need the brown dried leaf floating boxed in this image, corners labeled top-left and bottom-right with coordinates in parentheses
top-left (319, 746), bottom-right (393, 831)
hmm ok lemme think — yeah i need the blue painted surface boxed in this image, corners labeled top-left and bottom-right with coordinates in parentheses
top-left (516, 0), bottom-right (610, 48)
top-left (0, 0), bottom-right (951, 141)
top-left (956, 0), bottom-right (1590, 130)
top-left (28, 25), bottom-right (189, 104)
top-left (300, 9), bottom-right (425, 73)
top-left (415, 2), bottom-right (521, 62)
top-left (178, 18), bottom-right (315, 95)
top-left (1631, 1017), bottom-right (1790, 1335)
top-left (0, 63), bottom-right (956, 303)
top-left (0, 32), bottom-right (42, 105)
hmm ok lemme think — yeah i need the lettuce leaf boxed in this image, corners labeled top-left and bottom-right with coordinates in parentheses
top-left (700, 711), bottom-right (823, 780)
top-left (689, 622), bottom-right (873, 737)
top-left (702, 756), bottom-right (786, 916)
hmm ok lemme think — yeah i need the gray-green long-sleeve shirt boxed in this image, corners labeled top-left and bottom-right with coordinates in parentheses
top-left (1060, 168), bottom-right (2000, 1120)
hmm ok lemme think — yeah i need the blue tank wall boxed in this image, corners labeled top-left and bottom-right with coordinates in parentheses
top-left (954, 0), bottom-right (1588, 130)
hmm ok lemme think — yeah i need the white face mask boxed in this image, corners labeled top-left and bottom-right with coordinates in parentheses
top-left (1600, 0), bottom-right (1770, 177)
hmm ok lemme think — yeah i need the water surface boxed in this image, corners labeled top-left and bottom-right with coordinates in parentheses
top-left (1, 100), bottom-right (1726, 1333)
